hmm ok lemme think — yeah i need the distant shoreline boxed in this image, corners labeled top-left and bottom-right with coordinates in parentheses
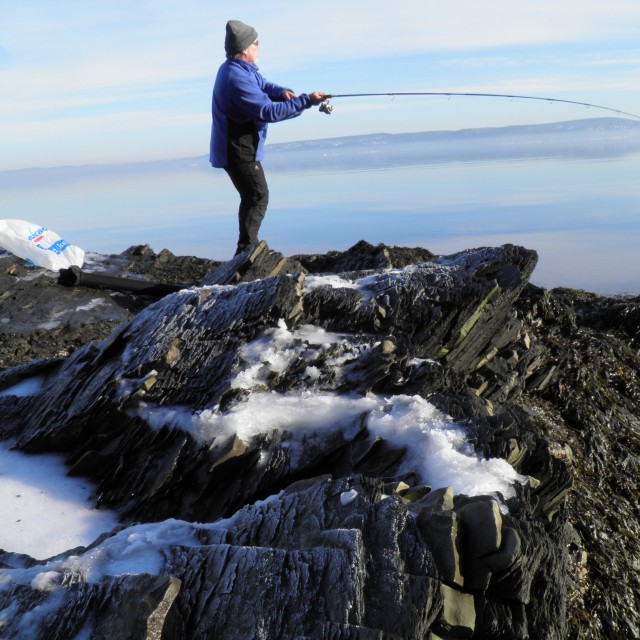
top-left (2, 116), bottom-right (640, 179)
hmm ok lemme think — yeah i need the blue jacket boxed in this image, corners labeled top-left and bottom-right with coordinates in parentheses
top-left (210, 58), bottom-right (313, 168)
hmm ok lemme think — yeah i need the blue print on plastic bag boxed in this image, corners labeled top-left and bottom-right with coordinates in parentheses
top-left (27, 227), bottom-right (47, 243)
top-left (37, 238), bottom-right (71, 255)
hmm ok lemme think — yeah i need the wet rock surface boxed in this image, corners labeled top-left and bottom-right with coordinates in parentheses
top-left (0, 240), bottom-right (638, 639)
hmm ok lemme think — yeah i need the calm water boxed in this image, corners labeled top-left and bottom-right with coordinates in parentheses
top-left (2, 133), bottom-right (640, 294)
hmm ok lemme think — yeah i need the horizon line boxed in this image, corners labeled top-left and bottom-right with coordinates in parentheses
top-left (2, 115), bottom-right (639, 175)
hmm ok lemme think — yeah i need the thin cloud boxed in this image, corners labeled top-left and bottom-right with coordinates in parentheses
top-left (2, 0), bottom-right (640, 169)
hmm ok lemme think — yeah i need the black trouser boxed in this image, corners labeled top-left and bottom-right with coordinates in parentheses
top-left (225, 161), bottom-right (269, 255)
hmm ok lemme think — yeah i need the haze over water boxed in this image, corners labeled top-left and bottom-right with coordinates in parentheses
top-left (1, 118), bottom-right (639, 295)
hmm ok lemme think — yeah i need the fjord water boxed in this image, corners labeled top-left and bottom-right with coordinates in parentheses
top-left (2, 119), bottom-right (639, 294)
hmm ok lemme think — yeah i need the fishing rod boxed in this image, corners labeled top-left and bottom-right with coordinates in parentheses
top-left (317, 92), bottom-right (640, 120)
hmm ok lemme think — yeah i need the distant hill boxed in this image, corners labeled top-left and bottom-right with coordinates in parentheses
top-left (263, 116), bottom-right (640, 173)
top-left (269, 116), bottom-right (640, 152)
top-left (2, 117), bottom-right (640, 182)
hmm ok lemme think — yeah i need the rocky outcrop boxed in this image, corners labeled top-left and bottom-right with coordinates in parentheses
top-left (0, 240), bottom-right (637, 638)
top-left (0, 473), bottom-right (567, 640)
top-left (513, 285), bottom-right (640, 639)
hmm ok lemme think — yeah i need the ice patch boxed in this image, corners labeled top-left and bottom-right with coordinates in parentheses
top-left (60, 520), bottom-right (198, 581)
top-left (31, 571), bottom-right (61, 592)
top-left (340, 489), bottom-right (358, 505)
top-left (0, 518), bottom-right (202, 592)
top-left (0, 376), bottom-right (44, 397)
top-left (365, 395), bottom-right (524, 499)
top-left (0, 443), bottom-right (118, 560)
top-left (230, 319), bottom-right (366, 390)
top-left (75, 298), bottom-right (107, 312)
top-left (194, 390), bottom-right (377, 450)
top-left (303, 274), bottom-right (360, 292)
top-left (36, 298), bottom-right (107, 330)
top-left (149, 388), bottom-right (525, 500)
top-left (304, 365), bottom-right (321, 381)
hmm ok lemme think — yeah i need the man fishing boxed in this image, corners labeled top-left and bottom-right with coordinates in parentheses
top-left (210, 19), bottom-right (330, 256)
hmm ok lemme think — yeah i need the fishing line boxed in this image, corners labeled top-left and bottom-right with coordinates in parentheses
top-left (317, 92), bottom-right (640, 120)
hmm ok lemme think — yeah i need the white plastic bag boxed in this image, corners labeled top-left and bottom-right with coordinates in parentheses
top-left (0, 219), bottom-right (85, 271)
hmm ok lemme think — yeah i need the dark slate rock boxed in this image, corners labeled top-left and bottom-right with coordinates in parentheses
top-left (293, 239), bottom-right (434, 274)
top-left (301, 244), bottom-right (538, 376)
top-left (0, 239), bottom-right (638, 638)
top-left (0, 477), bottom-right (443, 639)
top-left (201, 240), bottom-right (307, 286)
top-left (513, 284), bottom-right (640, 638)
top-left (0, 474), bottom-right (572, 639)
top-left (13, 273), bottom-right (305, 441)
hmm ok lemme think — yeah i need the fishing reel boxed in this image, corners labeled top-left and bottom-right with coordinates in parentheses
top-left (319, 101), bottom-right (333, 115)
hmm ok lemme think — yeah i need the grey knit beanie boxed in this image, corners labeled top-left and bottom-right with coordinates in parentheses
top-left (225, 20), bottom-right (258, 55)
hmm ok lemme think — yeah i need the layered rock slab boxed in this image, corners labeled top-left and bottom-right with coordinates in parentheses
top-left (0, 243), bottom-right (575, 639)
top-left (0, 245), bottom-right (538, 522)
top-left (0, 475), bottom-right (566, 639)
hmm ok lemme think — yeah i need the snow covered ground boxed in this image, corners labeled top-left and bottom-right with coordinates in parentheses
top-left (0, 443), bottom-right (118, 560)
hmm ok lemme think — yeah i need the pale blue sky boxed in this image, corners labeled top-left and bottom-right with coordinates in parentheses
top-left (2, 1), bottom-right (640, 171)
